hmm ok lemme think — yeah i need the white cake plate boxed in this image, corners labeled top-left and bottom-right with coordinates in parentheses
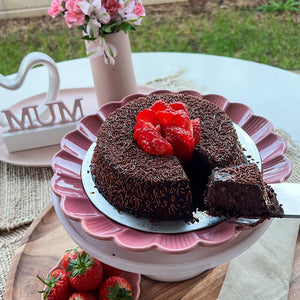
top-left (81, 124), bottom-right (262, 234)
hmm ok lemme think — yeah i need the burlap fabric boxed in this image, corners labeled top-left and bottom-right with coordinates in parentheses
top-left (0, 72), bottom-right (299, 299)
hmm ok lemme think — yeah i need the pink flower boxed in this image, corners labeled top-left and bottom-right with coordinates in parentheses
top-left (78, 0), bottom-right (110, 38)
top-left (64, 0), bottom-right (85, 28)
top-left (48, 0), bottom-right (64, 18)
top-left (133, 2), bottom-right (145, 17)
top-left (102, 0), bottom-right (122, 18)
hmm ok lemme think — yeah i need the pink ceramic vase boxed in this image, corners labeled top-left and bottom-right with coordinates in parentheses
top-left (85, 31), bottom-right (138, 108)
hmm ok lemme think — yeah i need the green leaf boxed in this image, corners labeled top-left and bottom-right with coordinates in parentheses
top-left (119, 23), bottom-right (136, 33)
top-left (106, 282), bottom-right (133, 300)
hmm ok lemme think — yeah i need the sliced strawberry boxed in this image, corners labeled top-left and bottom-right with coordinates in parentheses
top-left (150, 99), bottom-right (169, 112)
top-left (134, 121), bottom-right (173, 156)
top-left (174, 110), bottom-right (192, 132)
top-left (155, 109), bottom-right (175, 129)
top-left (164, 126), bottom-right (195, 163)
top-left (169, 101), bottom-right (188, 113)
top-left (192, 118), bottom-right (201, 145)
top-left (134, 100), bottom-right (200, 163)
top-left (136, 108), bottom-right (159, 126)
top-left (140, 135), bottom-right (174, 156)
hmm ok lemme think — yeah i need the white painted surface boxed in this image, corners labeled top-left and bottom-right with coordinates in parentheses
top-left (1, 52), bottom-right (299, 141)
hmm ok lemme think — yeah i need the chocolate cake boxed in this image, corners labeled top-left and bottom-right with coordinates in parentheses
top-left (91, 92), bottom-right (247, 221)
top-left (204, 163), bottom-right (284, 218)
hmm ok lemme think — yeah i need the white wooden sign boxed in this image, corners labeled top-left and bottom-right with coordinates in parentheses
top-left (0, 52), bottom-right (86, 152)
top-left (1, 99), bottom-right (84, 152)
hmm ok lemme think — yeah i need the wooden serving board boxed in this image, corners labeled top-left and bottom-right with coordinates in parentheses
top-left (4, 204), bottom-right (300, 299)
top-left (4, 204), bottom-right (229, 300)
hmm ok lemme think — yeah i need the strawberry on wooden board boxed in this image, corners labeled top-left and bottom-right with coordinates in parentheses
top-left (102, 263), bottom-right (122, 279)
top-left (98, 276), bottom-right (133, 300)
top-left (67, 251), bottom-right (103, 291)
top-left (68, 291), bottom-right (98, 300)
top-left (62, 248), bottom-right (83, 269)
top-left (37, 269), bottom-right (73, 300)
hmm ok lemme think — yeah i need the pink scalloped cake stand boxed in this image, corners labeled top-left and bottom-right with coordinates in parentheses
top-left (51, 90), bottom-right (292, 255)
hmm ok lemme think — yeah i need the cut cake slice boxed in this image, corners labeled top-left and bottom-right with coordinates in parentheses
top-left (204, 163), bottom-right (284, 218)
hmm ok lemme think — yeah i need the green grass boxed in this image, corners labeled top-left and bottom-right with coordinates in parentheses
top-left (1, 6), bottom-right (299, 75)
top-left (130, 8), bottom-right (300, 71)
top-left (257, 0), bottom-right (300, 12)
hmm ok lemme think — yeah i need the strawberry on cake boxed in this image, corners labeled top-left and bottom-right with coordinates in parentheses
top-left (90, 92), bottom-right (247, 221)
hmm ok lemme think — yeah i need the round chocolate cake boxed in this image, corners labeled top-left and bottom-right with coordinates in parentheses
top-left (91, 92), bottom-right (247, 221)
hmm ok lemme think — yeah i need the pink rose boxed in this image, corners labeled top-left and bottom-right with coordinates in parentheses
top-left (48, 0), bottom-right (64, 18)
top-left (64, 0), bottom-right (85, 28)
top-left (102, 0), bottom-right (122, 18)
top-left (133, 3), bottom-right (145, 17)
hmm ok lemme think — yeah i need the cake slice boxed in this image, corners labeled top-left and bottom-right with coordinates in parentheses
top-left (204, 163), bottom-right (284, 218)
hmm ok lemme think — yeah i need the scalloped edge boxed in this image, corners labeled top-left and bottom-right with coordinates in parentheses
top-left (51, 90), bottom-right (292, 254)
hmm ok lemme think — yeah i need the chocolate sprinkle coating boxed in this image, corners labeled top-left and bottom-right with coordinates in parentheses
top-left (204, 163), bottom-right (284, 218)
top-left (91, 93), bottom-right (246, 221)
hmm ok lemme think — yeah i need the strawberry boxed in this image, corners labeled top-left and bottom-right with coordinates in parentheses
top-left (133, 121), bottom-right (160, 141)
top-left (192, 118), bottom-right (201, 145)
top-left (138, 132), bottom-right (174, 155)
top-left (102, 263), bottom-right (121, 279)
top-left (173, 110), bottom-right (192, 132)
top-left (66, 251), bottom-right (103, 291)
top-left (164, 126), bottom-right (195, 163)
top-left (98, 276), bottom-right (133, 300)
top-left (68, 291), bottom-right (97, 300)
top-left (134, 120), bottom-right (173, 156)
top-left (150, 99), bottom-right (169, 112)
top-left (169, 101), bottom-right (188, 113)
top-left (136, 108), bottom-right (159, 126)
top-left (38, 269), bottom-right (73, 300)
top-left (155, 109), bottom-right (175, 129)
top-left (133, 100), bottom-right (200, 162)
top-left (62, 248), bottom-right (83, 270)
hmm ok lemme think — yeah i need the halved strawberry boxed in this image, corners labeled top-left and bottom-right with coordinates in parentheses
top-left (150, 99), bottom-right (169, 112)
top-left (164, 126), bottom-right (195, 163)
top-left (192, 118), bottom-right (201, 145)
top-left (134, 120), bottom-right (173, 156)
top-left (169, 101), bottom-right (188, 113)
top-left (134, 100), bottom-right (200, 163)
top-left (173, 110), bottom-right (192, 132)
top-left (136, 108), bottom-right (159, 126)
top-left (155, 109), bottom-right (175, 129)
